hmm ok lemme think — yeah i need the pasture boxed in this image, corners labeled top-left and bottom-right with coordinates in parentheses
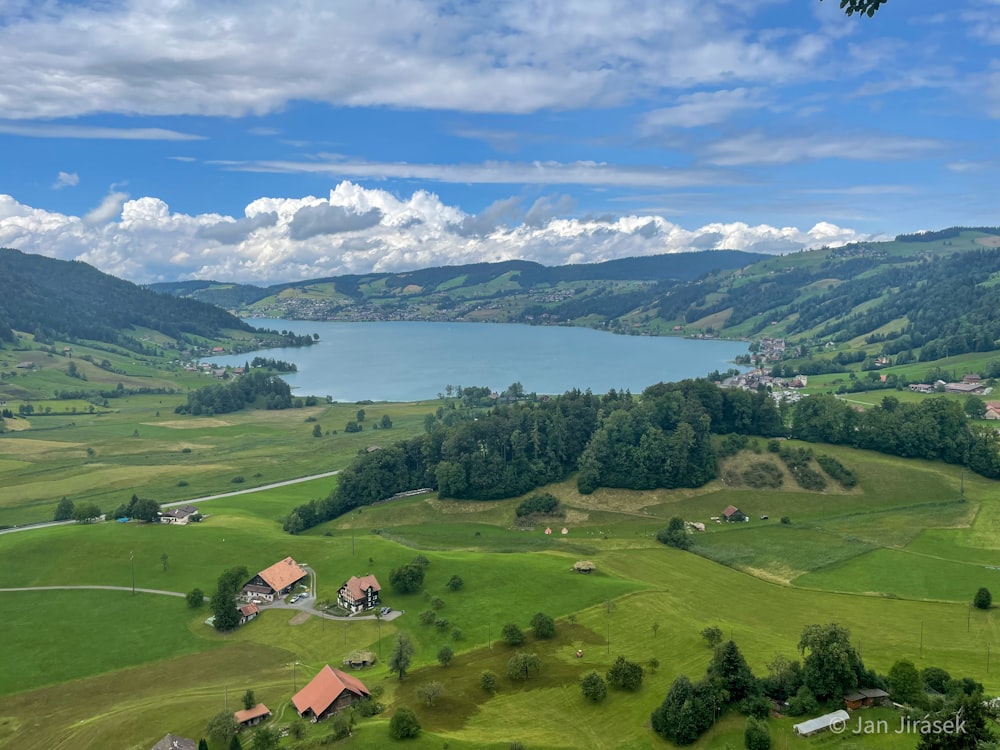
top-left (3, 405), bottom-right (1000, 748)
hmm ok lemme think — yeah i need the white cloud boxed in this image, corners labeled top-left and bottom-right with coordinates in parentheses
top-left (703, 132), bottom-right (944, 166)
top-left (0, 123), bottom-right (204, 140)
top-left (640, 88), bottom-right (764, 131)
top-left (84, 190), bottom-right (130, 225)
top-left (0, 0), bottom-right (852, 119)
top-left (0, 182), bottom-right (875, 285)
top-left (52, 171), bottom-right (79, 189)
top-left (226, 156), bottom-right (735, 189)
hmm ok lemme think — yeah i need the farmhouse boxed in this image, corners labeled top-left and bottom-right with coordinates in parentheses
top-left (337, 574), bottom-right (381, 613)
top-left (159, 504), bottom-right (199, 525)
top-left (292, 665), bottom-right (370, 721)
top-left (844, 687), bottom-right (890, 710)
top-left (793, 709), bottom-right (851, 737)
top-left (722, 505), bottom-right (747, 522)
top-left (242, 557), bottom-right (308, 602)
top-left (233, 703), bottom-right (270, 728)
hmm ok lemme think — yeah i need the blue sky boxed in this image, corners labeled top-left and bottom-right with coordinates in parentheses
top-left (1, 0), bottom-right (998, 284)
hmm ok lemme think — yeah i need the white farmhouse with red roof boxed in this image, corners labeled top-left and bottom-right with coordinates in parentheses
top-left (337, 574), bottom-right (381, 613)
top-left (242, 556), bottom-right (308, 602)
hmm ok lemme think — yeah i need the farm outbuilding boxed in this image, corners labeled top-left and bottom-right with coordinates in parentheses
top-left (292, 665), bottom-right (371, 722)
top-left (722, 505), bottom-right (747, 522)
top-left (844, 688), bottom-right (890, 710)
top-left (793, 709), bottom-right (850, 737)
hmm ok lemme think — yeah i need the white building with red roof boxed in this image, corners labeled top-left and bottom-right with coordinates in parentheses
top-left (292, 665), bottom-right (370, 721)
top-left (337, 574), bottom-right (381, 613)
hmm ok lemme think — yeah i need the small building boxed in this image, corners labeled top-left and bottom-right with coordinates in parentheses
top-left (233, 703), bottom-right (270, 728)
top-left (793, 709), bottom-right (851, 737)
top-left (343, 649), bottom-right (376, 669)
top-left (909, 383), bottom-right (935, 394)
top-left (159, 505), bottom-right (199, 525)
top-left (844, 687), bottom-right (890, 710)
top-left (292, 665), bottom-right (371, 721)
top-left (722, 505), bottom-right (747, 523)
top-left (238, 602), bottom-right (259, 626)
top-left (242, 557), bottom-right (308, 602)
top-left (151, 735), bottom-right (197, 750)
top-left (337, 574), bottom-right (381, 613)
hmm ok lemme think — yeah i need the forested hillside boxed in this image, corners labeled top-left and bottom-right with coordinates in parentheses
top-left (0, 248), bottom-right (313, 354)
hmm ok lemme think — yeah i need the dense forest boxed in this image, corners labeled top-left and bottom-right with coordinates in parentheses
top-left (282, 379), bottom-right (1000, 534)
top-left (174, 370), bottom-right (295, 414)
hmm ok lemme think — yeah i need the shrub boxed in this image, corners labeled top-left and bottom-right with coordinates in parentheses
top-left (780, 516), bottom-right (791, 525)
top-left (419, 609), bottom-right (436, 625)
top-left (501, 623), bottom-right (525, 646)
top-left (744, 715), bottom-right (771, 750)
top-left (480, 671), bottom-right (497, 692)
top-left (231, 475), bottom-right (245, 484)
top-left (186, 588), bottom-right (205, 608)
top-left (581, 671), bottom-right (607, 702)
top-left (975, 587), bottom-right (992, 610)
top-left (530, 612), bottom-right (556, 639)
top-left (437, 645), bottom-right (453, 667)
top-left (816, 455), bottom-right (857, 488)
top-left (446, 575), bottom-right (464, 591)
top-left (742, 461), bottom-right (783, 489)
top-left (515, 492), bottom-right (563, 517)
top-left (388, 707), bottom-right (420, 739)
top-left (606, 656), bottom-right (643, 691)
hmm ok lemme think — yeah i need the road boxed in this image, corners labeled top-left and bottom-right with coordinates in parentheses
top-left (0, 584), bottom-right (403, 622)
top-left (0, 469), bottom-right (340, 535)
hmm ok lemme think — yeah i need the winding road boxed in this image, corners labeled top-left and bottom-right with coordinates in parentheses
top-left (0, 469), bottom-right (340, 536)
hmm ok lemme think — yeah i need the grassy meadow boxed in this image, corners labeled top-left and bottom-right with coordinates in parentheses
top-left (3, 415), bottom-right (1000, 750)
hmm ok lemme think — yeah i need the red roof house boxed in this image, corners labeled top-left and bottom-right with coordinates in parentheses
top-left (292, 665), bottom-right (370, 721)
top-left (242, 557), bottom-right (308, 602)
top-left (722, 505), bottom-right (747, 522)
top-left (337, 574), bottom-right (381, 613)
top-left (233, 703), bottom-right (271, 728)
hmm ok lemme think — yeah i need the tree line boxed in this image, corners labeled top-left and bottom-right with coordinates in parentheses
top-left (174, 370), bottom-right (294, 415)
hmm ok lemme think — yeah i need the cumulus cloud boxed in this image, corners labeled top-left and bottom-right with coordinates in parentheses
top-left (0, 182), bottom-right (878, 286)
top-left (196, 212), bottom-right (279, 244)
top-left (288, 204), bottom-right (384, 240)
top-left (83, 190), bottom-right (130, 225)
top-left (52, 171), bottom-right (79, 189)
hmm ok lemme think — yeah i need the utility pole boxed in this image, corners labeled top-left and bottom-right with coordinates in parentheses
top-left (130, 551), bottom-right (135, 595)
top-left (919, 621), bottom-right (923, 659)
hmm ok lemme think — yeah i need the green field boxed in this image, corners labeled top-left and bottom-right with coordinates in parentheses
top-left (2, 354), bottom-right (1000, 749)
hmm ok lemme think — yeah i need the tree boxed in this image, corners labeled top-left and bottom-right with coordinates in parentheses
top-left (241, 688), bottom-right (256, 711)
top-left (251, 726), bottom-right (279, 750)
top-left (437, 645), bottom-right (454, 667)
top-left (702, 625), bottom-right (724, 648)
top-left (974, 587), bottom-right (992, 610)
top-left (965, 396), bottom-right (987, 420)
top-left (380, 414), bottom-right (393, 429)
top-left (53, 496), bottom-right (74, 521)
top-left (72, 503), bottom-right (102, 523)
top-left (530, 612), bottom-right (556, 639)
top-left (228, 736), bottom-right (242, 750)
top-left (501, 623), bottom-right (525, 646)
top-left (389, 707), bottom-right (421, 739)
top-left (744, 715), bottom-right (771, 750)
top-left (506, 652), bottom-right (541, 681)
top-left (708, 640), bottom-right (757, 703)
top-left (389, 563), bottom-right (425, 594)
top-left (312, 423), bottom-right (322, 437)
top-left (656, 516), bottom-right (690, 549)
top-left (822, 0), bottom-right (887, 17)
top-left (480, 671), bottom-right (497, 692)
top-left (581, 671), bottom-right (608, 702)
top-left (160, 552), bottom-right (169, 572)
top-left (652, 621), bottom-right (660, 639)
top-left (205, 710), bottom-right (239, 746)
top-left (356, 408), bottom-right (366, 422)
top-left (446, 575), bottom-right (464, 591)
top-left (650, 675), bottom-right (716, 745)
top-left (388, 633), bottom-right (415, 681)
top-left (888, 659), bottom-right (923, 706)
top-left (916, 691), bottom-right (994, 750)
top-left (798, 623), bottom-right (864, 701)
top-left (211, 565), bottom-right (248, 632)
top-left (417, 680), bottom-right (445, 707)
top-left (198, 740), bottom-right (209, 750)
top-left (186, 588), bottom-right (205, 608)
top-left (606, 655), bottom-right (644, 691)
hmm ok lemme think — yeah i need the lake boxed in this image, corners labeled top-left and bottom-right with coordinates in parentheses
top-left (207, 320), bottom-right (748, 402)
